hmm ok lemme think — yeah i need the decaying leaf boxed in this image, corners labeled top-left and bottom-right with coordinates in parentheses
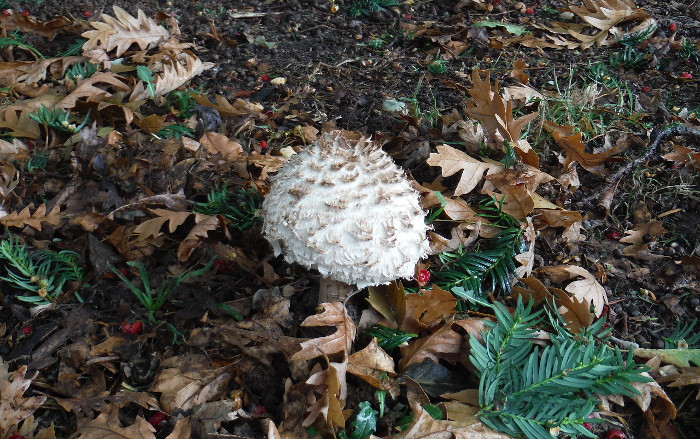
top-left (426, 144), bottom-right (502, 196)
top-left (398, 324), bottom-right (463, 371)
top-left (619, 220), bottom-right (666, 256)
top-left (348, 339), bottom-right (395, 389)
top-left (403, 286), bottom-right (458, 333)
top-left (199, 132), bottom-right (244, 161)
top-left (293, 302), bottom-right (357, 361)
top-left (0, 365), bottom-right (48, 437)
top-left (150, 354), bottom-right (233, 413)
top-left (82, 6), bottom-right (171, 57)
top-left (662, 144), bottom-right (700, 170)
top-left (466, 69), bottom-right (539, 167)
top-left (536, 265), bottom-right (608, 317)
top-left (0, 203), bottom-right (61, 231)
top-left (134, 209), bottom-right (192, 242)
top-left (130, 52), bottom-right (212, 101)
top-left (72, 404), bottom-right (156, 439)
top-left (177, 213), bottom-right (226, 262)
top-left (543, 121), bottom-right (624, 174)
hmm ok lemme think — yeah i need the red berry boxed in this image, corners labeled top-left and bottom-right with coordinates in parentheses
top-left (680, 72), bottom-right (693, 79)
top-left (417, 269), bottom-right (431, 284)
top-left (2, 9), bottom-right (10, 15)
top-left (120, 320), bottom-right (143, 335)
top-left (260, 74), bottom-right (270, 82)
top-left (252, 404), bottom-right (268, 416)
top-left (606, 429), bottom-right (626, 439)
top-left (213, 259), bottom-right (227, 271)
top-left (20, 9), bottom-right (29, 16)
top-left (605, 231), bottom-right (621, 241)
top-left (641, 85), bottom-right (651, 93)
top-left (20, 325), bottom-right (32, 336)
top-left (669, 23), bottom-right (677, 32)
top-left (117, 267), bottom-right (129, 277)
top-left (147, 411), bottom-right (168, 427)
top-left (9, 435), bottom-right (26, 439)
top-left (82, 10), bottom-right (93, 17)
top-left (524, 7), bottom-right (535, 14)
top-left (259, 140), bottom-right (268, 148)
top-left (583, 422), bottom-right (593, 431)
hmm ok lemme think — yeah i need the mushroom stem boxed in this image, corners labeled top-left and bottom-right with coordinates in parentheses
top-left (318, 277), bottom-right (355, 303)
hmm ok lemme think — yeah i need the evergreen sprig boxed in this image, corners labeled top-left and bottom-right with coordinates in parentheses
top-left (0, 234), bottom-right (83, 304)
top-left (193, 184), bottom-right (263, 232)
top-left (365, 325), bottom-right (418, 350)
top-left (470, 299), bottom-right (652, 439)
top-left (433, 198), bottom-right (523, 300)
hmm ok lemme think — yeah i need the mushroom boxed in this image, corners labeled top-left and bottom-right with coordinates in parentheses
top-left (262, 130), bottom-right (430, 302)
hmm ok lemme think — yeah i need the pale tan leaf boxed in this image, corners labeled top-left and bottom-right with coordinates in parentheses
top-left (403, 286), bottom-right (457, 333)
top-left (0, 138), bottom-right (30, 162)
top-left (384, 407), bottom-right (511, 439)
top-left (619, 220), bottom-right (666, 256)
top-left (0, 106), bottom-right (41, 139)
top-left (150, 355), bottom-right (233, 413)
top-left (0, 204), bottom-right (61, 231)
top-left (134, 209), bottom-right (192, 242)
top-left (348, 339), bottom-right (395, 389)
top-left (303, 362), bottom-right (346, 428)
top-left (177, 214), bottom-right (223, 262)
top-left (72, 404), bottom-right (156, 439)
top-left (537, 265), bottom-right (608, 317)
top-left (293, 302), bottom-right (357, 360)
top-left (426, 144), bottom-right (501, 196)
top-left (0, 366), bottom-right (47, 436)
top-left (662, 144), bottom-right (700, 170)
top-left (57, 72), bottom-right (131, 110)
top-left (199, 132), bottom-right (244, 161)
top-left (82, 6), bottom-right (171, 57)
top-left (164, 417), bottom-right (191, 439)
top-left (0, 164), bottom-right (19, 198)
top-left (131, 53), bottom-right (212, 101)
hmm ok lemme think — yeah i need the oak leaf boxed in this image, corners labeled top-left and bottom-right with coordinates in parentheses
top-left (536, 265), bottom-right (608, 317)
top-left (199, 132), bottom-right (244, 161)
top-left (57, 72), bottom-right (131, 110)
top-left (0, 138), bottom-right (30, 162)
top-left (426, 144), bottom-right (502, 196)
top-left (543, 120), bottom-right (624, 174)
top-left (0, 105), bottom-right (40, 138)
top-left (177, 213), bottom-right (225, 262)
top-left (399, 324), bottom-right (463, 371)
top-left (348, 339), bottom-right (395, 389)
top-left (82, 6), bottom-right (171, 57)
top-left (0, 164), bottom-right (19, 198)
top-left (662, 144), bottom-right (700, 170)
top-left (404, 286), bottom-right (457, 333)
top-left (72, 404), bottom-right (156, 439)
top-left (384, 407), bottom-right (511, 439)
top-left (303, 362), bottom-right (346, 428)
top-left (619, 220), bottom-right (666, 256)
top-left (293, 302), bottom-right (357, 361)
top-left (150, 354), bottom-right (233, 413)
top-left (134, 209), bottom-right (192, 242)
top-left (466, 69), bottom-right (539, 167)
top-left (131, 53), bottom-right (212, 101)
top-left (0, 365), bottom-right (47, 437)
top-left (0, 204), bottom-right (61, 231)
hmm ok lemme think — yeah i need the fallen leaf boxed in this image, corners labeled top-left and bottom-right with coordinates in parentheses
top-left (292, 302), bottom-right (357, 361)
top-left (0, 365), bottom-right (47, 437)
top-left (426, 144), bottom-right (502, 196)
top-left (348, 338), bottom-right (395, 389)
top-left (620, 221), bottom-right (667, 256)
top-left (543, 121), bottom-right (624, 174)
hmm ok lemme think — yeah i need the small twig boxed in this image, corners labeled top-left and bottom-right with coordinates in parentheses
top-left (582, 124), bottom-right (700, 206)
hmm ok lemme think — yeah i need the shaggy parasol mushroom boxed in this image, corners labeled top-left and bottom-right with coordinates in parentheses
top-left (262, 130), bottom-right (430, 303)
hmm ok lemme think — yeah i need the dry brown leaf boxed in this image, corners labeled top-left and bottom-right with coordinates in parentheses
top-left (510, 59), bottom-right (529, 84)
top-left (348, 339), bottom-right (395, 389)
top-left (150, 354), bottom-right (233, 413)
top-left (134, 209), bottom-right (192, 242)
top-left (426, 144), bottom-right (502, 196)
top-left (0, 365), bottom-right (47, 437)
top-left (383, 407), bottom-right (511, 439)
top-left (293, 302), bottom-right (357, 361)
top-left (199, 132), bottom-right (244, 161)
top-left (0, 203), bottom-right (61, 230)
top-left (399, 324), bottom-right (463, 371)
top-left (131, 53), bottom-right (212, 101)
top-left (164, 418), bottom-right (191, 439)
top-left (543, 121), bottom-right (624, 174)
top-left (57, 72), bottom-right (131, 110)
top-left (82, 6), bottom-right (171, 57)
top-left (190, 93), bottom-right (265, 117)
top-left (72, 404), bottom-right (156, 439)
top-left (303, 362), bottom-right (346, 429)
top-left (0, 164), bottom-right (19, 198)
top-left (537, 265), bottom-right (608, 317)
top-left (0, 138), bottom-right (30, 162)
top-left (466, 69), bottom-right (539, 167)
top-left (0, 106), bottom-right (40, 139)
top-left (403, 286), bottom-right (457, 333)
top-left (619, 220), bottom-right (666, 256)
top-left (177, 213), bottom-right (224, 262)
top-left (662, 144), bottom-right (700, 170)
top-left (0, 10), bottom-right (78, 40)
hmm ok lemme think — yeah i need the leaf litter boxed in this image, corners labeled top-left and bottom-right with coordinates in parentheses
top-left (0, 0), bottom-right (699, 438)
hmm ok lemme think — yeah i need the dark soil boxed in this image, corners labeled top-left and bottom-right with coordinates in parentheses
top-left (1, 0), bottom-right (699, 438)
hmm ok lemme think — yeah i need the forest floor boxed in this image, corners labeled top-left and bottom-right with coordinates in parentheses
top-left (0, 0), bottom-right (699, 438)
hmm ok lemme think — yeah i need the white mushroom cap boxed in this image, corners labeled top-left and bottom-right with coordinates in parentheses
top-left (262, 130), bottom-right (430, 288)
